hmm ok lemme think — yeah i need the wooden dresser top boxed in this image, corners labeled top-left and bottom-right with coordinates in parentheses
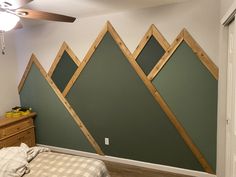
top-left (0, 112), bottom-right (36, 127)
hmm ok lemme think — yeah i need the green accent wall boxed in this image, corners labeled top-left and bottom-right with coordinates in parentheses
top-left (152, 41), bottom-right (217, 171)
top-left (136, 36), bottom-right (165, 75)
top-left (51, 51), bottom-right (78, 92)
top-left (20, 63), bottom-right (95, 153)
top-left (66, 33), bottom-right (203, 171)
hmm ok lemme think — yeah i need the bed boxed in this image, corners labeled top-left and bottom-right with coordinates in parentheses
top-left (0, 143), bottom-right (110, 177)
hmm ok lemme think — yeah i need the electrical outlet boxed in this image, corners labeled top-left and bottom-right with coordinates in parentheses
top-left (105, 138), bottom-right (109, 145)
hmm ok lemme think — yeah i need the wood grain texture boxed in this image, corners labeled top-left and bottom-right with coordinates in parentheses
top-left (104, 22), bottom-right (213, 173)
top-left (132, 56), bottom-right (214, 173)
top-left (18, 55), bottom-right (36, 92)
top-left (0, 112), bottom-right (36, 127)
top-left (133, 25), bottom-right (153, 59)
top-left (151, 24), bottom-right (170, 51)
top-left (133, 24), bottom-right (170, 60)
top-left (148, 28), bottom-right (219, 81)
top-left (183, 29), bottom-right (218, 80)
top-left (106, 21), bottom-right (157, 95)
top-left (0, 113), bottom-right (36, 148)
top-left (48, 42), bottom-right (80, 77)
top-left (147, 30), bottom-right (184, 81)
top-left (18, 55), bottom-right (104, 155)
top-left (107, 21), bottom-right (134, 62)
top-left (104, 161), bottom-right (193, 177)
top-left (18, 23), bottom-right (215, 173)
top-left (16, 8), bottom-right (76, 22)
top-left (62, 22), bottom-right (108, 97)
top-left (154, 91), bottom-right (213, 173)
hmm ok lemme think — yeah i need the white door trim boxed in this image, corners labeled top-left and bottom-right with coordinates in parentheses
top-left (221, 1), bottom-right (236, 26)
top-left (225, 19), bottom-right (236, 177)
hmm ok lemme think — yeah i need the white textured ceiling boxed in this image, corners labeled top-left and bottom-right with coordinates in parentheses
top-left (16, 0), bottom-right (190, 28)
top-left (25, 0), bottom-right (188, 18)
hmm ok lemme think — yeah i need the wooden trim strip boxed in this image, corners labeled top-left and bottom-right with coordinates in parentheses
top-left (48, 43), bottom-right (67, 77)
top-left (18, 55), bottom-right (104, 155)
top-left (133, 24), bottom-right (170, 60)
top-left (183, 29), bottom-right (218, 80)
top-left (65, 43), bottom-right (81, 67)
top-left (48, 42), bottom-right (80, 78)
top-left (18, 55), bottom-right (36, 92)
top-left (62, 22), bottom-right (108, 97)
top-left (133, 25), bottom-right (153, 59)
top-left (19, 23), bottom-right (214, 172)
top-left (107, 21), bottom-right (134, 63)
top-left (154, 90), bottom-right (213, 173)
top-left (148, 28), bottom-right (219, 81)
top-left (147, 30), bottom-right (184, 81)
top-left (151, 24), bottom-right (170, 51)
top-left (106, 23), bottom-right (213, 173)
top-left (106, 22), bottom-right (157, 95)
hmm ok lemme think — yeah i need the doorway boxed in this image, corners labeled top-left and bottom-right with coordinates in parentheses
top-left (226, 18), bottom-right (236, 177)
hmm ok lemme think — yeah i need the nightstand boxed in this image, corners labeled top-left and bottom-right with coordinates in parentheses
top-left (0, 112), bottom-right (36, 148)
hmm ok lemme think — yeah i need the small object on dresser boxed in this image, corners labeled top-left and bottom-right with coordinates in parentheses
top-left (4, 106), bottom-right (32, 118)
top-left (11, 112), bottom-right (22, 118)
top-left (4, 111), bottom-right (13, 118)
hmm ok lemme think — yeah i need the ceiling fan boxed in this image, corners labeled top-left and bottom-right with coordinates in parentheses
top-left (0, 0), bottom-right (76, 54)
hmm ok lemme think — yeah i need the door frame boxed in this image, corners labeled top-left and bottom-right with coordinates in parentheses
top-left (225, 19), bottom-right (236, 177)
top-left (221, 1), bottom-right (236, 26)
top-left (221, 2), bottom-right (236, 177)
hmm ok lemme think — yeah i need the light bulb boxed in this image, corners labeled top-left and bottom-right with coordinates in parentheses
top-left (0, 12), bottom-right (20, 31)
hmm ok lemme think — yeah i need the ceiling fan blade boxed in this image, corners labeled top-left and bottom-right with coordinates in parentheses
top-left (0, 0), bottom-right (33, 9)
top-left (13, 21), bottom-right (23, 30)
top-left (15, 8), bottom-right (76, 23)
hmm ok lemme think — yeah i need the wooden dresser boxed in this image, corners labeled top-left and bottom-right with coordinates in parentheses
top-left (0, 112), bottom-right (36, 148)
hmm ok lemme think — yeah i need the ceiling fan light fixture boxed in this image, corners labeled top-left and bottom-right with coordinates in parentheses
top-left (0, 12), bottom-right (20, 31)
top-left (16, 11), bottom-right (28, 16)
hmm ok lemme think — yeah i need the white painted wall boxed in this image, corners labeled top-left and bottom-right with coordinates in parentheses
top-left (14, 0), bottom-right (222, 175)
top-left (15, 0), bottom-right (220, 81)
top-left (220, 0), bottom-right (235, 18)
top-left (0, 32), bottom-right (20, 116)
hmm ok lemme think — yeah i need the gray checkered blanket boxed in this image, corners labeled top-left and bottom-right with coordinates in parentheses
top-left (0, 143), bottom-right (50, 177)
top-left (24, 151), bottom-right (110, 177)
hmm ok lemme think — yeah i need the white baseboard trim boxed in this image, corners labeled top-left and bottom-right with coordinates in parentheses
top-left (37, 144), bottom-right (216, 177)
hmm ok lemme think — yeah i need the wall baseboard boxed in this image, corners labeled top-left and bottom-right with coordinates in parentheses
top-left (37, 144), bottom-right (216, 177)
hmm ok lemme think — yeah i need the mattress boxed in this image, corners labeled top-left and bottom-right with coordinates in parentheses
top-left (24, 151), bottom-right (110, 177)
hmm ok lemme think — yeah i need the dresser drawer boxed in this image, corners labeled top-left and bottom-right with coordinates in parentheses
top-left (0, 128), bottom-right (35, 148)
top-left (0, 118), bottom-right (34, 139)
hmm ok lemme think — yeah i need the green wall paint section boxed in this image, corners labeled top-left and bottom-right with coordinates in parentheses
top-left (152, 41), bottom-right (217, 172)
top-left (51, 51), bottom-right (78, 92)
top-left (66, 33), bottom-right (203, 171)
top-left (20, 64), bottom-right (95, 153)
top-left (136, 36), bottom-right (165, 75)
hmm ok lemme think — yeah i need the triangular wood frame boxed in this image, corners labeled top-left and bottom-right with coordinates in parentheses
top-left (48, 41), bottom-right (81, 78)
top-left (133, 24), bottom-right (170, 60)
top-left (62, 21), bottom-right (213, 173)
top-left (18, 54), bottom-right (104, 155)
top-left (147, 29), bottom-right (219, 81)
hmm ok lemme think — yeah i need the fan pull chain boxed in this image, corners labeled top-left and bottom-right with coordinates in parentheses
top-left (0, 31), bottom-right (6, 55)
